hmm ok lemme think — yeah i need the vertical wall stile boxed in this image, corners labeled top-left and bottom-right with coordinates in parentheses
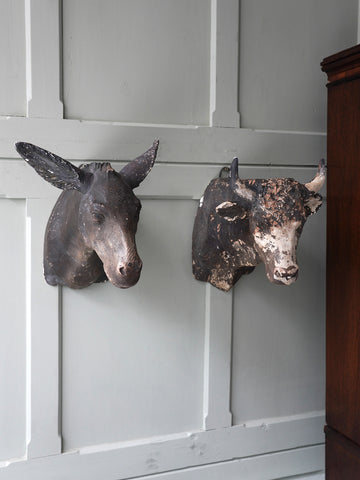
top-left (25, 199), bottom-right (62, 459)
top-left (203, 284), bottom-right (233, 430)
top-left (25, 0), bottom-right (63, 119)
top-left (205, 0), bottom-right (239, 428)
top-left (25, 213), bottom-right (32, 454)
top-left (209, 0), bottom-right (241, 128)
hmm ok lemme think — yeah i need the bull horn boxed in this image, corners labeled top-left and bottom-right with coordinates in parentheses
top-left (229, 157), bottom-right (255, 201)
top-left (305, 159), bottom-right (326, 193)
top-left (230, 157), bottom-right (239, 181)
top-left (229, 157), bottom-right (239, 189)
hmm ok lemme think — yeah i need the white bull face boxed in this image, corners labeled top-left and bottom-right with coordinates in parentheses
top-left (253, 220), bottom-right (303, 285)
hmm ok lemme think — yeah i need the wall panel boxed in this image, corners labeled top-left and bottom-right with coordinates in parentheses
top-left (0, 0), bottom-right (26, 116)
top-left (62, 0), bottom-right (211, 125)
top-left (232, 198), bottom-right (326, 424)
top-left (239, 0), bottom-right (358, 131)
top-left (62, 199), bottom-right (205, 450)
top-left (0, 199), bottom-right (26, 461)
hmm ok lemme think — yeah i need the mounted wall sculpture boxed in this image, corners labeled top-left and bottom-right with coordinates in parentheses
top-left (192, 158), bottom-right (326, 291)
top-left (15, 140), bottom-right (159, 289)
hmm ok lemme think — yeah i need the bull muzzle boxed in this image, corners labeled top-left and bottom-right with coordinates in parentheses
top-left (273, 265), bottom-right (299, 285)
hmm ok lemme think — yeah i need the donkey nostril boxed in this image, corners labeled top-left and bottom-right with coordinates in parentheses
top-left (119, 261), bottom-right (142, 276)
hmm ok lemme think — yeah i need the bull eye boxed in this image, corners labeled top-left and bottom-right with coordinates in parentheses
top-left (92, 212), bottom-right (105, 224)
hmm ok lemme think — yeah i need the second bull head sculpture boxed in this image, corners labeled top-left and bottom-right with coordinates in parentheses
top-left (16, 140), bottom-right (159, 289)
top-left (192, 158), bottom-right (326, 291)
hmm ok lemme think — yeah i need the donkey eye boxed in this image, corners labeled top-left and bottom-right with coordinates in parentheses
top-left (92, 212), bottom-right (105, 224)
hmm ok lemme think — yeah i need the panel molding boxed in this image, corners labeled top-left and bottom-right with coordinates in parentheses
top-left (135, 446), bottom-right (324, 480)
top-left (25, 0), bottom-right (63, 119)
top-left (3, 116), bottom-right (325, 165)
top-left (209, 0), bottom-right (241, 127)
top-left (25, 199), bottom-right (62, 458)
top-left (0, 162), bottom-right (324, 201)
top-left (203, 285), bottom-right (233, 429)
top-left (1, 413), bottom-right (324, 480)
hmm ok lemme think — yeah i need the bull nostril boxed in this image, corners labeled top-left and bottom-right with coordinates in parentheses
top-left (274, 266), bottom-right (298, 279)
top-left (119, 266), bottom-right (125, 275)
top-left (128, 262), bottom-right (133, 268)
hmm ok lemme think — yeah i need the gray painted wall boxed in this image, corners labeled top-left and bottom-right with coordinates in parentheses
top-left (0, 1), bottom-right (357, 479)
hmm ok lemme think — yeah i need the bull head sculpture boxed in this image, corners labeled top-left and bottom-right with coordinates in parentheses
top-left (16, 140), bottom-right (159, 289)
top-left (192, 158), bottom-right (326, 291)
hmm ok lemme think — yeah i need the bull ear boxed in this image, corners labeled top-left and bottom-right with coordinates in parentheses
top-left (15, 142), bottom-right (93, 193)
top-left (304, 193), bottom-right (323, 216)
top-left (120, 140), bottom-right (159, 189)
top-left (215, 201), bottom-right (248, 222)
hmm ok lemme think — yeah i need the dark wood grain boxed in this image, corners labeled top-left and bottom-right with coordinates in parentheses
top-left (322, 44), bottom-right (360, 83)
top-left (326, 77), bottom-right (360, 443)
top-left (323, 43), bottom-right (360, 476)
top-left (326, 427), bottom-right (360, 480)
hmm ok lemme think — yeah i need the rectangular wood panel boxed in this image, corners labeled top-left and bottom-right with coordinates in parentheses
top-left (62, 0), bottom-right (210, 125)
top-left (61, 200), bottom-right (205, 450)
top-left (239, 0), bottom-right (358, 131)
top-left (0, 199), bottom-right (26, 461)
top-left (0, 0), bottom-right (26, 116)
top-left (232, 197), bottom-right (326, 423)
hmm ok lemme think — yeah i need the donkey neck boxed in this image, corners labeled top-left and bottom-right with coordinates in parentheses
top-left (44, 190), bottom-right (105, 288)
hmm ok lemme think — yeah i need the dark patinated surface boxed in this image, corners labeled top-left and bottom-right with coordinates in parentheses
top-left (16, 140), bottom-right (159, 289)
top-left (192, 158), bottom-right (326, 291)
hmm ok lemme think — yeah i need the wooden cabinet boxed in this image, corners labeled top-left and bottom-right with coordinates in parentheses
top-left (322, 44), bottom-right (360, 478)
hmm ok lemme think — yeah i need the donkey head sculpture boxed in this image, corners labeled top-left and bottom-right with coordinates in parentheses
top-left (16, 140), bottom-right (159, 289)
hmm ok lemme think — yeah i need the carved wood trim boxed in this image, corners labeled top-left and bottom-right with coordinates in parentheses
top-left (321, 44), bottom-right (360, 84)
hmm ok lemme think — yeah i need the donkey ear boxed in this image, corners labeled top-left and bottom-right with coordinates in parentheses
top-left (15, 142), bottom-right (93, 193)
top-left (119, 140), bottom-right (159, 189)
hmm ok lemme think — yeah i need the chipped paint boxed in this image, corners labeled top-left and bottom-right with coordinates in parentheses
top-left (192, 157), bottom-right (326, 291)
top-left (233, 180), bottom-right (254, 201)
top-left (254, 222), bottom-right (300, 285)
